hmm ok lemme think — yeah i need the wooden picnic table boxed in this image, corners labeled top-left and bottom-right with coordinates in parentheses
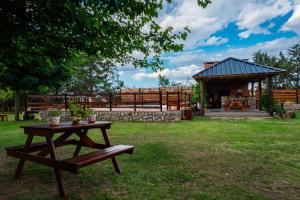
top-left (225, 100), bottom-right (246, 112)
top-left (6, 121), bottom-right (134, 198)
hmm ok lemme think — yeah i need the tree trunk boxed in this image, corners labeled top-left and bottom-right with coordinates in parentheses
top-left (15, 90), bottom-right (20, 121)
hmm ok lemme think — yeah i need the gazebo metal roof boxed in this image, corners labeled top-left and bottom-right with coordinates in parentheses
top-left (193, 57), bottom-right (285, 80)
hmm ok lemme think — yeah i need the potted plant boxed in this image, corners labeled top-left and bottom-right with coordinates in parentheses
top-left (48, 110), bottom-right (61, 126)
top-left (85, 108), bottom-right (97, 123)
top-left (68, 101), bottom-right (83, 124)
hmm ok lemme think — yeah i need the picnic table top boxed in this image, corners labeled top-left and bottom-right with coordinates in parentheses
top-left (20, 121), bottom-right (112, 132)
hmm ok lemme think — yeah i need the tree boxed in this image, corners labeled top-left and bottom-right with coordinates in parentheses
top-left (0, 0), bottom-right (211, 120)
top-left (253, 50), bottom-right (292, 88)
top-left (288, 44), bottom-right (300, 103)
top-left (62, 53), bottom-right (124, 94)
top-left (158, 74), bottom-right (170, 87)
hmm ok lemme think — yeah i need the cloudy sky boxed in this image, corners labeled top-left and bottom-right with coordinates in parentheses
top-left (119, 0), bottom-right (300, 88)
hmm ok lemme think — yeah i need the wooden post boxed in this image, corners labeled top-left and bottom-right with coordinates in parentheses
top-left (109, 92), bottom-right (112, 111)
top-left (159, 91), bottom-right (162, 112)
top-left (134, 93), bottom-right (136, 112)
top-left (166, 91), bottom-right (169, 110)
top-left (141, 93), bottom-right (144, 108)
top-left (177, 91), bottom-right (180, 110)
top-left (184, 92), bottom-right (187, 108)
top-left (268, 76), bottom-right (274, 115)
top-left (297, 88), bottom-right (299, 104)
top-left (200, 79), bottom-right (204, 116)
top-left (258, 80), bottom-right (262, 111)
top-left (251, 82), bottom-right (254, 96)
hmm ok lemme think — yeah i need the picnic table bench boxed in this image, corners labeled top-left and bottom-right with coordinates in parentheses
top-left (6, 121), bottom-right (134, 198)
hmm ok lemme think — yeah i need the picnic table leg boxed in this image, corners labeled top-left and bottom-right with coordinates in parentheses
top-left (46, 137), bottom-right (66, 198)
top-left (101, 128), bottom-right (121, 174)
top-left (14, 135), bottom-right (33, 179)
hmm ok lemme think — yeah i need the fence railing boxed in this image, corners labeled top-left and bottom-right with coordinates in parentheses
top-left (27, 92), bottom-right (192, 112)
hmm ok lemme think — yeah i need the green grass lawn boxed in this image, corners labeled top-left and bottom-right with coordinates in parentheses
top-left (0, 115), bottom-right (300, 200)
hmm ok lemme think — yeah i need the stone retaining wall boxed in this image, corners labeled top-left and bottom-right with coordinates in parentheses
top-left (41, 110), bottom-right (182, 122)
top-left (283, 103), bottom-right (300, 111)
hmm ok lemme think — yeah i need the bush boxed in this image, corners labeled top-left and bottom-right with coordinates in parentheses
top-left (261, 92), bottom-right (284, 114)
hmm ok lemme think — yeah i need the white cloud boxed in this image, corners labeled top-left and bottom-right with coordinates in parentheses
top-left (236, 0), bottom-right (292, 38)
top-left (202, 36), bottom-right (229, 46)
top-left (158, 0), bottom-right (249, 48)
top-left (281, 2), bottom-right (300, 34)
top-left (162, 37), bottom-right (300, 67)
top-left (238, 30), bottom-right (252, 39)
top-left (131, 64), bottom-right (202, 81)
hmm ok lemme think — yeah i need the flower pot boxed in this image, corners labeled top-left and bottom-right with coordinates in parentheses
top-left (88, 114), bottom-right (97, 123)
top-left (71, 116), bottom-right (81, 124)
top-left (48, 116), bottom-right (60, 126)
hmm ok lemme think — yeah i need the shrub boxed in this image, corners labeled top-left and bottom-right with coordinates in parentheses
top-left (261, 92), bottom-right (284, 114)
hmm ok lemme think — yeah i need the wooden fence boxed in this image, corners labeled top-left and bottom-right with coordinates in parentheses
top-left (27, 92), bottom-right (192, 112)
top-left (256, 89), bottom-right (300, 103)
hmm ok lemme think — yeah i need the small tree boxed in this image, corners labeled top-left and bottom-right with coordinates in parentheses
top-left (158, 75), bottom-right (170, 87)
top-left (191, 82), bottom-right (207, 110)
top-left (288, 44), bottom-right (300, 103)
top-left (62, 53), bottom-right (124, 94)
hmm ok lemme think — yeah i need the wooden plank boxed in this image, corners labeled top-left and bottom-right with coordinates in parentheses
top-left (7, 150), bottom-right (77, 173)
top-left (63, 145), bottom-right (134, 170)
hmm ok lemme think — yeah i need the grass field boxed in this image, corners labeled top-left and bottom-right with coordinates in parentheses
top-left (0, 114), bottom-right (300, 200)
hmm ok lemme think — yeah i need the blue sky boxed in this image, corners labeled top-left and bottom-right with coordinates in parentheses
top-left (119, 0), bottom-right (300, 88)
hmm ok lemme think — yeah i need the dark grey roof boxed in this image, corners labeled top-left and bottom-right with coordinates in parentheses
top-left (193, 57), bottom-right (285, 79)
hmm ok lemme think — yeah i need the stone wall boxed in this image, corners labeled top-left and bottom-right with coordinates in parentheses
top-left (41, 110), bottom-right (182, 122)
top-left (283, 103), bottom-right (300, 111)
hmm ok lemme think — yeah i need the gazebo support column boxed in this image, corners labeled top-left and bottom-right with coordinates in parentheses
top-left (200, 79), bottom-right (205, 116)
top-left (251, 82), bottom-right (254, 96)
top-left (268, 76), bottom-right (274, 115)
top-left (258, 80), bottom-right (262, 111)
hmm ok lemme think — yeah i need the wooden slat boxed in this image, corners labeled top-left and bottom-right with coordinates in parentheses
top-left (64, 145), bottom-right (134, 170)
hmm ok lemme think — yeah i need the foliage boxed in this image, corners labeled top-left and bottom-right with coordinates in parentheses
top-left (0, 87), bottom-right (13, 101)
top-left (68, 101), bottom-right (83, 117)
top-left (0, 0), bottom-right (211, 120)
top-left (158, 74), bottom-right (170, 87)
top-left (253, 50), bottom-right (293, 88)
top-left (191, 82), bottom-right (207, 106)
top-left (253, 44), bottom-right (300, 89)
top-left (261, 92), bottom-right (284, 114)
top-left (68, 101), bottom-right (92, 118)
top-left (62, 53), bottom-right (124, 94)
top-left (48, 110), bottom-right (61, 117)
top-left (288, 44), bottom-right (300, 90)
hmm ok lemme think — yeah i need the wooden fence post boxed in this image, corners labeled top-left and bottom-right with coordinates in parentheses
top-left (177, 91), bottom-right (180, 110)
top-left (109, 92), bottom-right (112, 111)
top-left (134, 93), bottom-right (137, 112)
top-left (184, 92), bottom-right (187, 108)
top-left (166, 91), bottom-right (169, 110)
top-left (159, 91), bottom-right (162, 112)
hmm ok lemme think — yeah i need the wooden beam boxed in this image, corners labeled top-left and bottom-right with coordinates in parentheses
top-left (251, 82), bottom-right (254, 96)
top-left (258, 80), bottom-right (262, 111)
top-left (268, 76), bottom-right (274, 115)
top-left (200, 80), bottom-right (204, 116)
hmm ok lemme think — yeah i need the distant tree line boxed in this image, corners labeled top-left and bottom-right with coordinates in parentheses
top-left (253, 44), bottom-right (300, 90)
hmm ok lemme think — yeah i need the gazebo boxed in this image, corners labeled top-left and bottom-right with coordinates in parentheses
top-left (193, 57), bottom-right (285, 116)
